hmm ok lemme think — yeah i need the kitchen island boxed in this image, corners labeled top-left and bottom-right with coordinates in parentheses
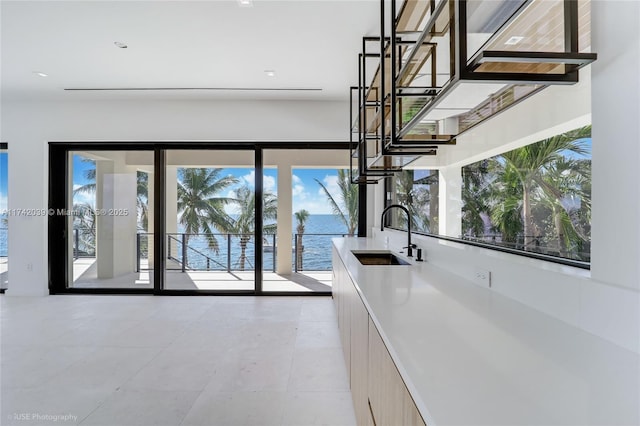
top-left (333, 237), bottom-right (639, 426)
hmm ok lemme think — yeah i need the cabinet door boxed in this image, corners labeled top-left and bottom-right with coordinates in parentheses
top-left (332, 248), bottom-right (350, 375)
top-left (332, 248), bottom-right (341, 316)
top-left (350, 291), bottom-right (369, 425)
top-left (368, 317), bottom-right (405, 425)
top-left (368, 317), bottom-right (426, 426)
top-left (341, 290), bottom-right (351, 375)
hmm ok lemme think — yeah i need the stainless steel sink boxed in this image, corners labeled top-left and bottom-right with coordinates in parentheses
top-left (351, 250), bottom-right (410, 266)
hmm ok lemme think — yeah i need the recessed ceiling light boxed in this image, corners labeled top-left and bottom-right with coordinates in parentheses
top-left (114, 41), bottom-right (128, 49)
top-left (33, 71), bottom-right (48, 77)
top-left (264, 70), bottom-right (276, 77)
top-left (505, 36), bottom-right (524, 45)
top-left (238, 0), bottom-right (253, 7)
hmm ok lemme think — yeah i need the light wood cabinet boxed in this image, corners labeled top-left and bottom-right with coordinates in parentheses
top-left (350, 287), bottom-right (369, 424)
top-left (368, 317), bottom-right (426, 426)
top-left (333, 247), bottom-right (426, 426)
top-left (332, 249), bottom-right (351, 376)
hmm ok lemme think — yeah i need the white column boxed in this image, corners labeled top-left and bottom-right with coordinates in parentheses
top-left (590, 0), bottom-right (640, 289)
top-left (166, 167), bottom-right (178, 235)
top-left (276, 164), bottom-right (293, 274)
top-left (366, 183), bottom-right (378, 237)
top-left (438, 165), bottom-right (462, 238)
top-left (95, 156), bottom-right (137, 278)
top-left (6, 140), bottom-right (48, 296)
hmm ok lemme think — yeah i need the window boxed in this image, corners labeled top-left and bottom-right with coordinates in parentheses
top-left (384, 126), bottom-right (591, 266)
top-left (385, 169), bottom-right (439, 234)
top-left (0, 145), bottom-right (7, 289)
top-left (461, 126), bottom-right (592, 263)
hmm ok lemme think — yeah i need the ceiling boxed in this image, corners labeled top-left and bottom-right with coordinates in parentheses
top-left (0, 0), bottom-right (379, 101)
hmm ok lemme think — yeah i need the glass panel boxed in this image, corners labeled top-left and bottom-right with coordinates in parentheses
top-left (164, 150), bottom-right (255, 291)
top-left (262, 150), bottom-right (353, 293)
top-left (396, 0), bottom-right (431, 33)
top-left (386, 169), bottom-right (440, 234)
top-left (398, 94), bottom-right (435, 130)
top-left (457, 84), bottom-right (545, 132)
top-left (460, 126), bottom-right (592, 262)
top-left (578, 0), bottom-right (591, 53)
top-left (383, 126), bottom-right (592, 265)
top-left (369, 154), bottom-right (420, 170)
top-left (466, 0), bottom-right (528, 58)
top-left (69, 151), bottom-right (154, 289)
top-left (262, 167), bottom-right (278, 276)
top-left (395, 0), bottom-right (453, 139)
top-left (0, 148), bottom-right (7, 290)
top-left (477, 0), bottom-right (566, 56)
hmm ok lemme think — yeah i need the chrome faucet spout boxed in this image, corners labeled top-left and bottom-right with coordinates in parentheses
top-left (380, 204), bottom-right (415, 256)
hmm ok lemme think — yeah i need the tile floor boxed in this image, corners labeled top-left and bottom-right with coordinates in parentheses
top-left (1, 295), bottom-right (356, 426)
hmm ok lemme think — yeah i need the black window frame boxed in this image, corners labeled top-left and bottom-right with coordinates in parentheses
top-left (49, 141), bottom-right (360, 296)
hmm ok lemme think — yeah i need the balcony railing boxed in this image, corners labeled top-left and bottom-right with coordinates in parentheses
top-left (71, 229), bottom-right (349, 273)
top-left (461, 234), bottom-right (590, 262)
top-left (72, 227), bottom-right (96, 259)
top-left (294, 233), bottom-right (351, 272)
top-left (140, 232), bottom-right (349, 273)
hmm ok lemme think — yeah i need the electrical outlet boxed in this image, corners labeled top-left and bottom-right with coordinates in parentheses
top-left (474, 268), bottom-right (491, 287)
top-left (27, 263), bottom-right (33, 272)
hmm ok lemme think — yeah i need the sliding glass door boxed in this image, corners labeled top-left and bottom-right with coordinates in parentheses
top-left (68, 150), bottom-right (154, 289)
top-left (163, 149), bottom-right (256, 292)
top-left (50, 143), bottom-right (351, 295)
top-left (261, 149), bottom-right (354, 293)
top-left (0, 144), bottom-right (8, 291)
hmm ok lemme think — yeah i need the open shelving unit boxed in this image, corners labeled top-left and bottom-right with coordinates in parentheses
top-left (350, 0), bottom-right (596, 183)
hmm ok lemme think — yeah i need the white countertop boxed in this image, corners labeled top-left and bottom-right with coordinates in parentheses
top-left (333, 237), bottom-right (640, 426)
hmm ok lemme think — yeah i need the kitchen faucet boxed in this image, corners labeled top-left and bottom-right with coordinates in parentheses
top-left (380, 204), bottom-right (417, 257)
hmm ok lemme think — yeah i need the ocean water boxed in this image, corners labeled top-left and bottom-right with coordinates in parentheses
top-left (0, 216), bottom-right (6, 257)
top-left (0, 214), bottom-right (349, 270)
top-left (169, 214), bottom-right (349, 271)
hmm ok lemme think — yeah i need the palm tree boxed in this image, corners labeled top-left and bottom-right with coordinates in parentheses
top-left (177, 168), bottom-right (238, 252)
top-left (137, 171), bottom-right (149, 231)
top-left (72, 202), bottom-right (97, 256)
top-left (224, 186), bottom-right (277, 271)
top-left (536, 157), bottom-right (591, 258)
top-left (394, 170), bottom-right (432, 233)
top-left (462, 159), bottom-right (493, 238)
top-left (294, 209), bottom-right (310, 270)
top-left (315, 170), bottom-right (358, 235)
top-left (498, 126), bottom-right (590, 249)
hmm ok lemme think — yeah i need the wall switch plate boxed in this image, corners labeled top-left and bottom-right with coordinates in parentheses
top-left (474, 268), bottom-right (491, 287)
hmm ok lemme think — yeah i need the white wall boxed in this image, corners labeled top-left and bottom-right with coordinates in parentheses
top-left (0, 99), bottom-right (348, 295)
top-left (590, 0), bottom-right (640, 291)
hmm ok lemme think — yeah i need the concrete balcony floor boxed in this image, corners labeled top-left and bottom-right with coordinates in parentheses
top-left (72, 258), bottom-right (332, 292)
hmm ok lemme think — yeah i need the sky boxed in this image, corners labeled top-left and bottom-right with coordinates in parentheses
top-left (563, 137), bottom-right (592, 159)
top-left (70, 155), bottom-right (345, 215)
top-left (223, 167), bottom-right (342, 215)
